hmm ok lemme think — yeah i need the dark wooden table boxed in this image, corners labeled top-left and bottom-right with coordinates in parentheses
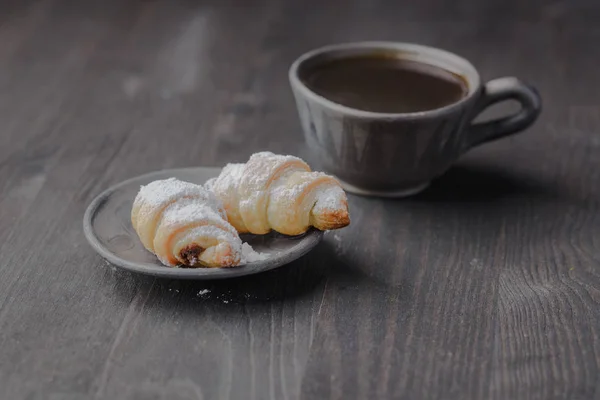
top-left (1, 0), bottom-right (600, 399)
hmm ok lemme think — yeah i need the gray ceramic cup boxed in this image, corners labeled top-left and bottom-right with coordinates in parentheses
top-left (289, 42), bottom-right (542, 197)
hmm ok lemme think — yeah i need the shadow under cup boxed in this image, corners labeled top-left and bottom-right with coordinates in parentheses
top-left (288, 42), bottom-right (542, 198)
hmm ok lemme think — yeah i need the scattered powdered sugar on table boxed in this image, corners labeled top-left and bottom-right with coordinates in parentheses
top-left (241, 242), bottom-right (269, 263)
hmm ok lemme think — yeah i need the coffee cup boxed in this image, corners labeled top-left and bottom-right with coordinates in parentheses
top-left (289, 41), bottom-right (541, 197)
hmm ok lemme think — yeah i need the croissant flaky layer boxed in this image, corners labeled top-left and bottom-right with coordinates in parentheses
top-left (205, 152), bottom-right (351, 236)
top-left (131, 178), bottom-right (242, 268)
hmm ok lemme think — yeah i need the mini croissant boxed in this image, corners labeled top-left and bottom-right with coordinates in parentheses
top-left (205, 152), bottom-right (350, 236)
top-left (131, 178), bottom-right (242, 268)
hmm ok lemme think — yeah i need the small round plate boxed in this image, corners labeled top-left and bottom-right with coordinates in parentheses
top-left (83, 167), bottom-right (324, 280)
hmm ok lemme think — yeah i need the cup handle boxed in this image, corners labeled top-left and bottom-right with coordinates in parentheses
top-left (466, 77), bottom-right (541, 148)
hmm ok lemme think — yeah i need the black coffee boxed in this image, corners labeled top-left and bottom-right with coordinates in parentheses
top-left (300, 55), bottom-right (468, 113)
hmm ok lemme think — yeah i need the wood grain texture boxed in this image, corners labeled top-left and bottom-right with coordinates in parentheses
top-left (0, 0), bottom-right (599, 399)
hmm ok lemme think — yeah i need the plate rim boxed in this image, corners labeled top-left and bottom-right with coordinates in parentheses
top-left (83, 167), bottom-right (324, 280)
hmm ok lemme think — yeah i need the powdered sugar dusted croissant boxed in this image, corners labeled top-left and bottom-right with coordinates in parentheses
top-left (131, 178), bottom-right (242, 268)
top-left (205, 152), bottom-right (350, 236)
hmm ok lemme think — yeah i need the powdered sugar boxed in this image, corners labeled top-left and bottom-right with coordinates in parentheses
top-left (205, 163), bottom-right (244, 193)
top-left (269, 171), bottom-right (347, 214)
top-left (312, 185), bottom-right (347, 214)
top-left (159, 202), bottom-right (234, 234)
top-left (240, 242), bottom-right (269, 263)
top-left (269, 170), bottom-right (308, 199)
top-left (242, 152), bottom-right (310, 191)
top-left (135, 177), bottom-right (225, 219)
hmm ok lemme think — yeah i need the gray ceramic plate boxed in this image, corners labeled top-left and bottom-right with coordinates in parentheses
top-left (83, 167), bottom-right (324, 280)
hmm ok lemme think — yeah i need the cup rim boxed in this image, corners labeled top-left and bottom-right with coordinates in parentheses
top-left (289, 41), bottom-right (482, 119)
